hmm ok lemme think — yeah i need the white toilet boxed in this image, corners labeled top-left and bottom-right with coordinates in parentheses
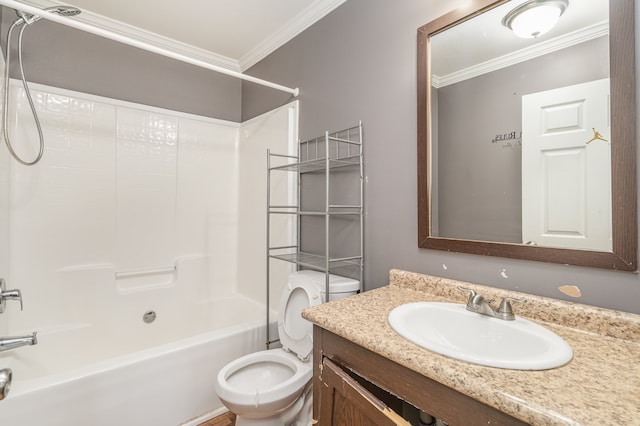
top-left (215, 270), bottom-right (360, 426)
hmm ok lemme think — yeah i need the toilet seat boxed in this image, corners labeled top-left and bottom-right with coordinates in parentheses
top-left (215, 279), bottom-right (320, 418)
top-left (215, 348), bottom-right (312, 418)
top-left (215, 272), bottom-right (351, 424)
top-left (277, 279), bottom-right (321, 361)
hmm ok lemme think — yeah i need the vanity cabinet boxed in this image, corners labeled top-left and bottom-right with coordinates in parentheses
top-left (319, 357), bottom-right (410, 425)
top-left (313, 326), bottom-right (529, 426)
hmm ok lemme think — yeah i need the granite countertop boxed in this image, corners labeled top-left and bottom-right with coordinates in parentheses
top-left (302, 269), bottom-right (640, 425)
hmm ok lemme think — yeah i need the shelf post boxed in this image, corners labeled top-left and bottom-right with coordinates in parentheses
top-left (266, 149), bottom-right (271, 349)
top-left (325, 131), bottom-right (331, 301)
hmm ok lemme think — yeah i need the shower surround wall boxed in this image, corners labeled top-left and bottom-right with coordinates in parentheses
top-left (0, 53), bottom-right (7, 338)
top-left (2, 79), bottom-right (295, 334)
top-left (5, 81), bottom-right (241, 333)
top-left (0, 77), bottom-right (297, 424)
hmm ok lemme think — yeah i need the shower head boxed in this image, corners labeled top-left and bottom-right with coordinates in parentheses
top-left (13, 5), bottom-right (81, 25)
top-left (44, 5), bottom-right (82, 17)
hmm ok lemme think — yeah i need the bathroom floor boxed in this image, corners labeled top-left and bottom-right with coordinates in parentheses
top-left (198, 412), bottom-right (236, 426)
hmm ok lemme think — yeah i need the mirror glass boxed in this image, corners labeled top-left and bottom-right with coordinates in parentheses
top-left (418, 0), bottom-right (637, 270)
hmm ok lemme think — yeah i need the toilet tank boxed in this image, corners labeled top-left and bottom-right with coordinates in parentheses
top-left (288, 270), bottom-right (360, 302)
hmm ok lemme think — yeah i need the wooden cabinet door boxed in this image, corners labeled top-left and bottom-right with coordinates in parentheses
top-left (318, 358), bottom-right (410, 426)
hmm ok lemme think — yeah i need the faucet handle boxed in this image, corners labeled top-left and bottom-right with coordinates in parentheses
top-left (457, 286), bottom-right (485, 307)
top-left (457, 286), bottom-right (476, 300)
top-left (496, 297), bottom-right (525, 320)
top-left (0, 279), bottom-right (23, 313)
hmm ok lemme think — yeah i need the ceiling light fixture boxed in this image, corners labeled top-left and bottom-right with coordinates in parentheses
top-left (502, 0), bottom-right (569, 39)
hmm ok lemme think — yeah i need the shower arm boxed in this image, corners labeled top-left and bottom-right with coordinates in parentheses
top-left (0, 0), bottom-right (300, 97)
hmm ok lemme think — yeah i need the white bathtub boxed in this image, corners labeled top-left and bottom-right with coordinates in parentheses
top-left (0, 294), bottom-right (272, 426)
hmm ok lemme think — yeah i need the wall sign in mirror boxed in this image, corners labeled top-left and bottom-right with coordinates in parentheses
top-left (417, 0), bottom-right (637, 270)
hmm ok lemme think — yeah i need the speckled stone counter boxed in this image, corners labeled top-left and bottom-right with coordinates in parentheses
top-left (302, 269), bottom-right (640, 425)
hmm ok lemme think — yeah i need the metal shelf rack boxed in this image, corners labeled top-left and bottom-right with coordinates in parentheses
top-left (265, 122), bottom-right (364, 347)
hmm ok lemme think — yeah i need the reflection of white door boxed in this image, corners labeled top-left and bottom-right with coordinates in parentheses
top-left (522, 78), bottom-right (611, 251)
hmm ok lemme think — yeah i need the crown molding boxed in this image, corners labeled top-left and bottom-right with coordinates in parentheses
top-left (14, 0), bottom-right (239, 72)
top-left (432, 21), bottom-right (609, 89)
top-left (15, 0), bottom-right (347, 74)
top-left (239, 0), bottom-right (348, 71)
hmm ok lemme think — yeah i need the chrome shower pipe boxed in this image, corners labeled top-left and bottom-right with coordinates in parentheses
top-left (0, 0), bottom-right (300, 97)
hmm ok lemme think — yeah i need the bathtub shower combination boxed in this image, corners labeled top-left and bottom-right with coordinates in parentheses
top-left (0, 48), bottom-right (298, 425)
top-left (2, 295), bottom-right (272, 425)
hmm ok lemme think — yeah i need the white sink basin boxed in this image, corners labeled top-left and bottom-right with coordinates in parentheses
top-left (388, 302), bottom-right (573, 370)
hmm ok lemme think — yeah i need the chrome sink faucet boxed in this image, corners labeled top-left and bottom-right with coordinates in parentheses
top-left (458, 287), bottom-right (524, 321)
top-left (0, 332), bottom-right (37, 352)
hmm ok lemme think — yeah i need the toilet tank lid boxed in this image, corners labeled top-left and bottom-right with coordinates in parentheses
top-left (288, 270), bottom-right (360, 293)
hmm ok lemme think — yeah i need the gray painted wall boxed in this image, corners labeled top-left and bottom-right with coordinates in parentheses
top-left (436, 37), bottom-right (609, 243)
top-left (0, 2), bottom-right (637, 313)
top-left (243, 0), bottom-right (640, 314)
top-left (0, 6), bottom-right (242, 121)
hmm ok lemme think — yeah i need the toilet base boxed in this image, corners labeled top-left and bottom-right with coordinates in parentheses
top-left (235, 386), bottom-right (312, 426)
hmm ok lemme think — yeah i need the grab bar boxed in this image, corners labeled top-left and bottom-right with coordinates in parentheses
top-left (115, 266), bottom-right (176, 279)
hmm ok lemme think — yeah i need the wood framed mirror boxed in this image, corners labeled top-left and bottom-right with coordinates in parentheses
top-left (417, 0), bottom-right (637, 270)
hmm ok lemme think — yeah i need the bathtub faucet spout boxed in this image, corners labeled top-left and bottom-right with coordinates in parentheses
top-left (0, 331), bottom-right (37, 352)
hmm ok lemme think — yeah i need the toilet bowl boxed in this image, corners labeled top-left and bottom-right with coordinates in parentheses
top-left (216, 348), bottom-right (312, 424)
top-left (215, 270), bottom-right (359, 426)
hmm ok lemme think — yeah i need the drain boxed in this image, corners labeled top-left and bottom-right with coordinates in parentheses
top-left (142, 310), bottom-right (156, 324)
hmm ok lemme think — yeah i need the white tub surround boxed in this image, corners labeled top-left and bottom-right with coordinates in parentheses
top-left (0, 80), bottom-right (298, 424)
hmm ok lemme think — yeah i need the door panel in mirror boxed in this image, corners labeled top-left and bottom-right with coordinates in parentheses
top-left (521, 79), bottom-right (612, 251)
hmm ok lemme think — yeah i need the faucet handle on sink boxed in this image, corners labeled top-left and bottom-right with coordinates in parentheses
top-left (457, 286), bottom-right (475, 301)
top-left (457, 286), bottom-right (485, 307)
top-left (496, 297), bottom-right (525, 321)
